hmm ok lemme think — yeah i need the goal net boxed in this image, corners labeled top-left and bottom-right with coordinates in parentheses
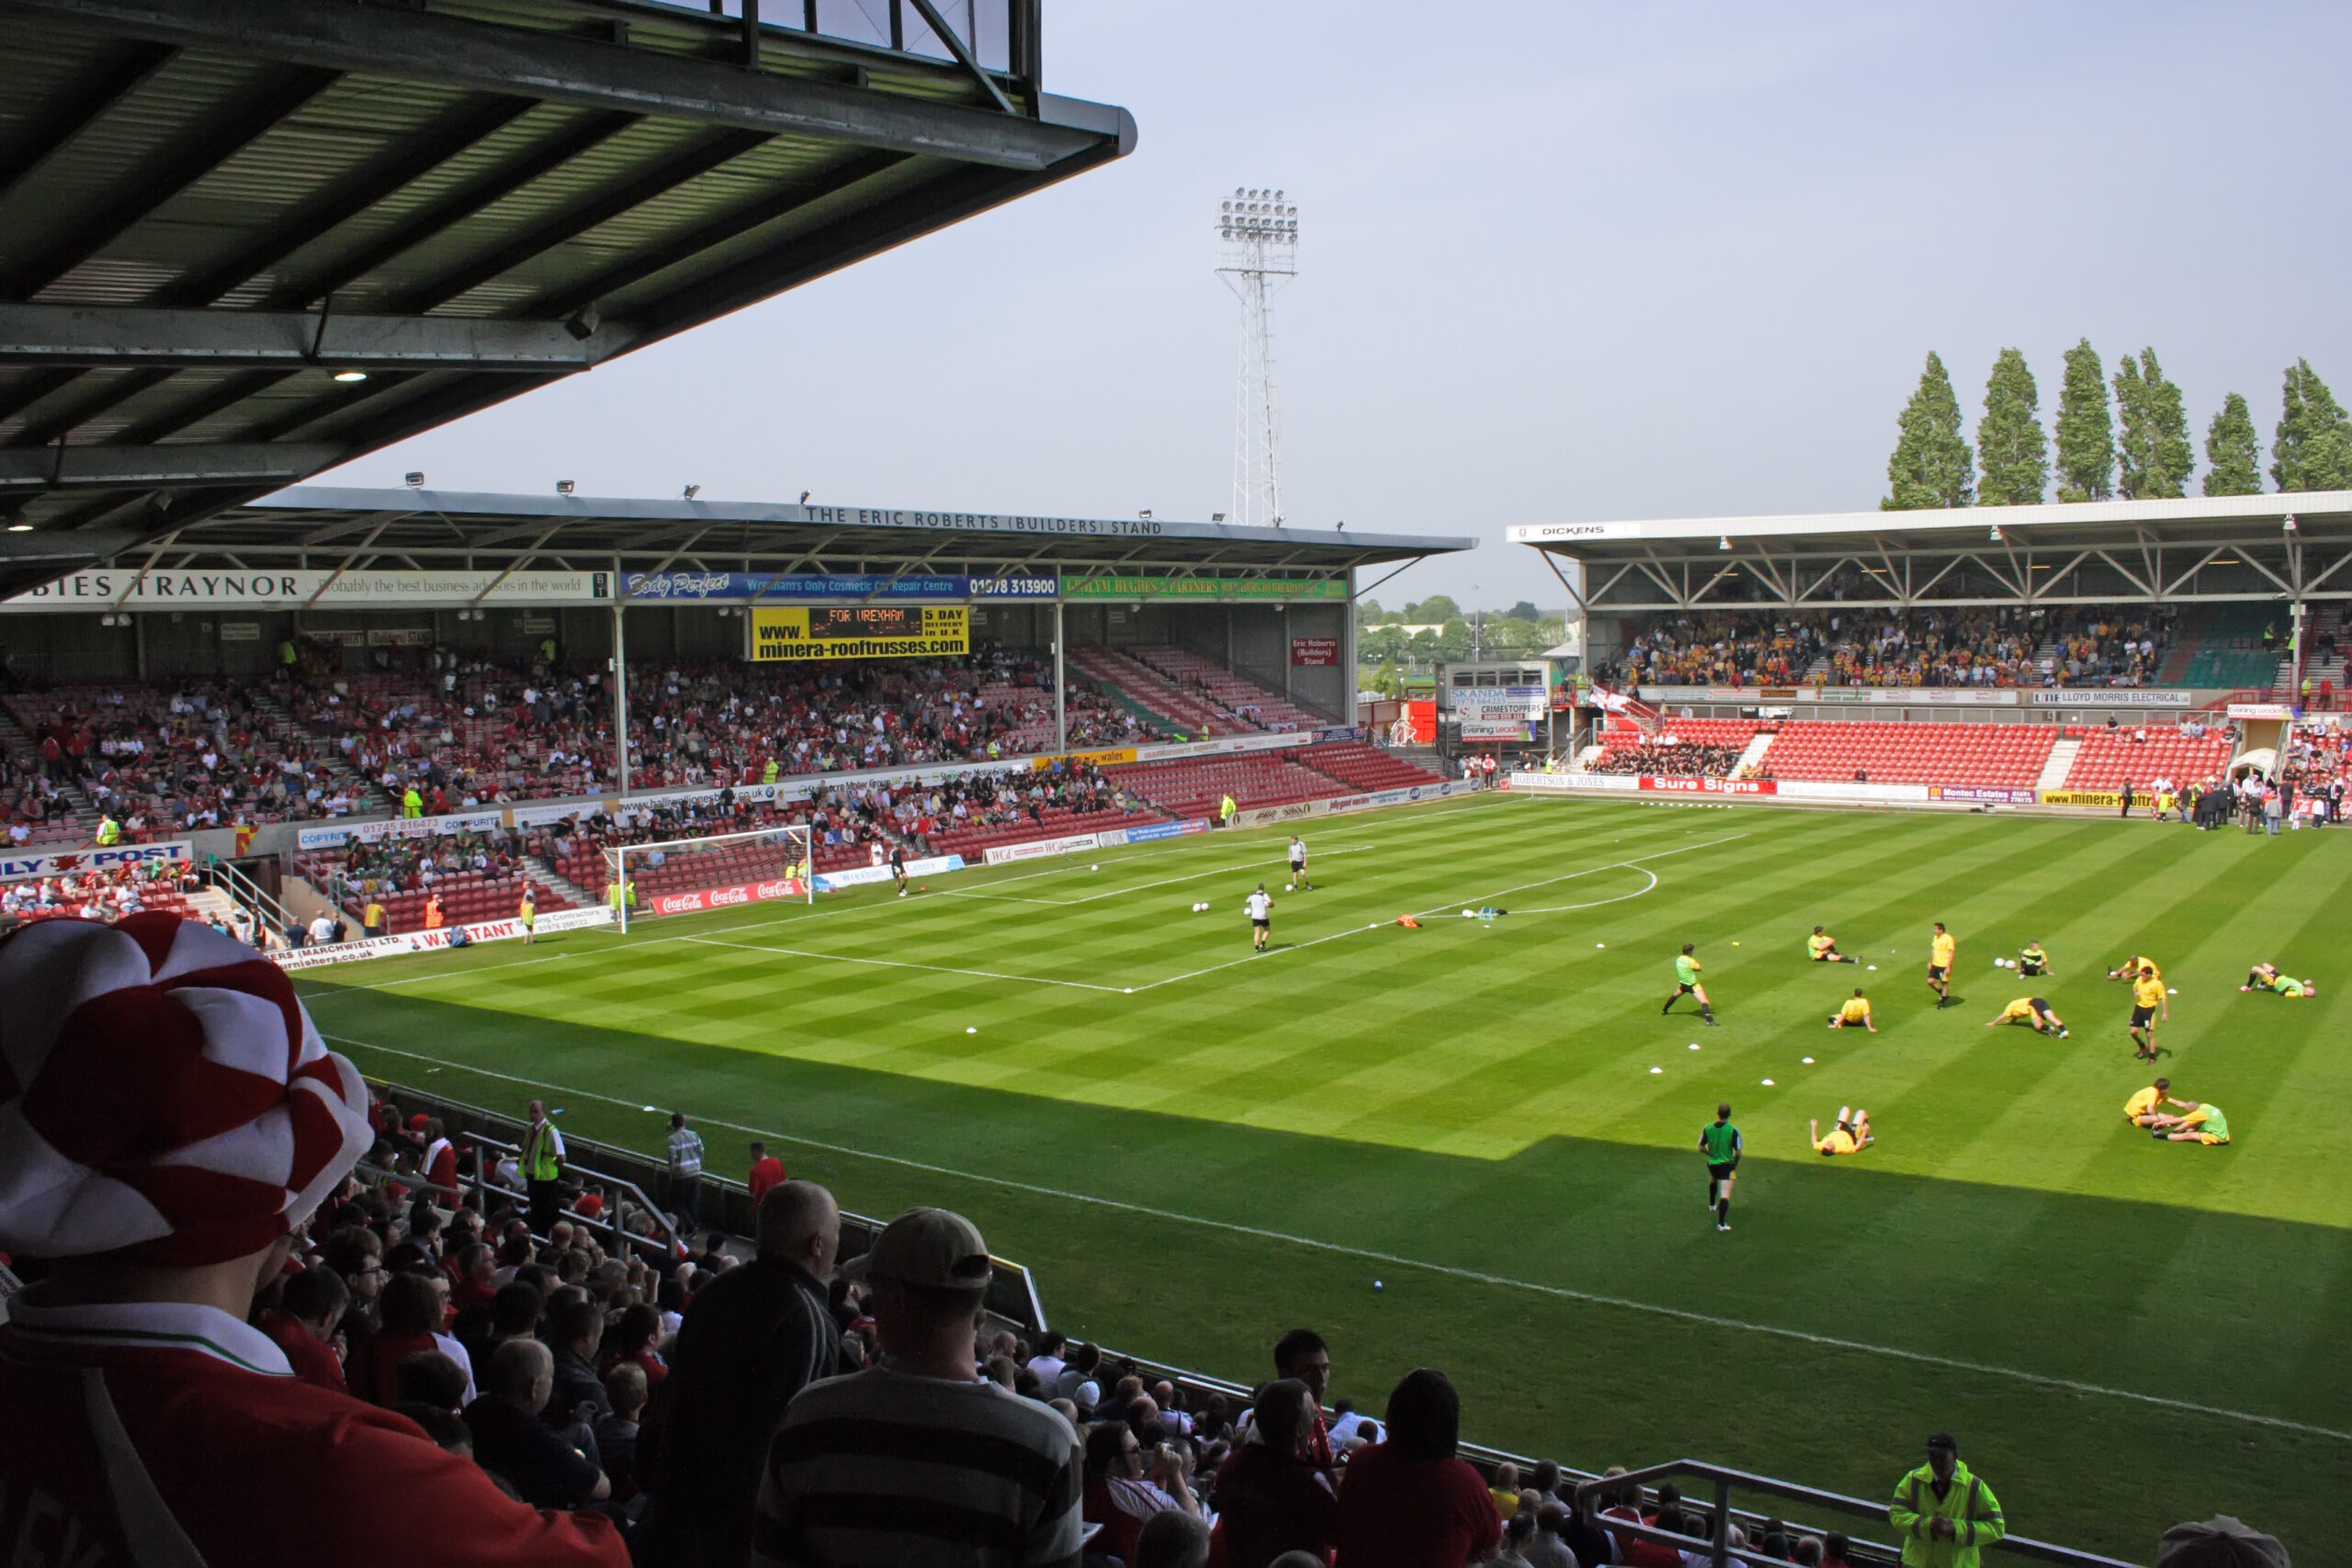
top-left (604, 823), bottom-right (812, 934)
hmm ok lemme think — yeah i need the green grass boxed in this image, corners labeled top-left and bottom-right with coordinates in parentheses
top-left (299, 797), bottom-right (2352, 1561)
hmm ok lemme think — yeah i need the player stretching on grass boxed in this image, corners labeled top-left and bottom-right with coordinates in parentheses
top-left (1699, 1102), bottom-right (1741, 1231)
top-left (2017, 941), bottom-right (2050, 977)
top-left (1810, 1107), bottom-right (1872, 1155)
top-left (2241, 963), bottom-right (2316, 998)
top-left (1927, 922), bottom-right (1956, 1010)
top-left (2150, 1100), bottom-right (2231, 1145)
top-left (1663, 943), bottom-right (1716, 1026)
top-left (1808, 925), bottom-right (1859, 964)
top-left (2129, 964), bottom-right (2169, 1061)
top-left (1828, 988), bottom-right (1876, 1032)
top-left (1987, 997), bottom-right (2068, 1037)
top-left (1287, 835), bottom-right (1312, 890)
top-left (1245, 883), bottom-right (1273, 953)
top-left (2124, 1077), bottom-right (2172, 1126)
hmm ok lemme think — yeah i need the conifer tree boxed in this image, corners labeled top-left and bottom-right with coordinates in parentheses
top-left (2113, 348), bottom-right (2192, 499)
top-left (2273, 359), bottom-right (2352, 492)
top-left (1974, 348), bottom-right (2047, 506)
top-left (2052, 338), bottom-right (2113, 502)
top-left (2201, 392), bottom-right (2263, 496)
top-left (1882, 352), bottom-right (1973, 510)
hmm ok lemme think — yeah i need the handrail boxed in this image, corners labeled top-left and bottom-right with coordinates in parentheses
top-left (207, 856), bottom-right (296, 939)
top-left (1574, 1460), bottom-right (2143, 1568)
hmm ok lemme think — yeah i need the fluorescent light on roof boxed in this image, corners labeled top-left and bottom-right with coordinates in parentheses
top-left (332, 369), bottom-right (368, 384)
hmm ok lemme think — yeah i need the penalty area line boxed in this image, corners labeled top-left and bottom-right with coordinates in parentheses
top-left (323, 1032), bottom-right (2352, 1446)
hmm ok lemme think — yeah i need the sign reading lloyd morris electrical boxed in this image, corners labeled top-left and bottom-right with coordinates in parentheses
top-left (1, 570), bottom-right (609, 611)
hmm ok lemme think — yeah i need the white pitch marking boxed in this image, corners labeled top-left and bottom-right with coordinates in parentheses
top-left (680, 934), bottom-right (1130, 993)
top-left (330, 1032), bottom-right (2352, 1445)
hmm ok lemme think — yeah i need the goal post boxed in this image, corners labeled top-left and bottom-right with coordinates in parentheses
top-left (604, 823), bottom-right (813, 934)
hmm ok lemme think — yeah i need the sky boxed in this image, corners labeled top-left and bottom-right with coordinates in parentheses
top-left (317, 2), bottom-right (2352, 615)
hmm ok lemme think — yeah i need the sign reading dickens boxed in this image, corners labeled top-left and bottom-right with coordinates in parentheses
top-left (1290, 637), bottom-right (1339, 667)
top-left (1061, 575), bottom-right (1348, 602)
top-left (749, 604), bottom-right (968, 662)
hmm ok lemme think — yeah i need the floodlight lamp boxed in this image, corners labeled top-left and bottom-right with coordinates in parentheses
top-left (556, 479), bottom-right (576, 494)
top-left (2284, 513), bottom-right (2300, 533)
top-left (332, 369), bottom-right (368, 384)
top-left (5, 522), bottom-right (31, 533)
top-left (1212, 513), bottom-right (1226, 522)
top-left (1718, 536), bottom-right (1733, 550)
top-left (683, 483), bottom-right (701, 499)
top-left (1138, 509), bottom-right (1153, 520)
top-left (1988, 525), bottom-right (2002, 542)
top-left (404, 471), bottom-right (424, 488)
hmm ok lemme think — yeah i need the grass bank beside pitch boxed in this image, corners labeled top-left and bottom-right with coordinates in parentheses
top-left (303, 797), bottom-right (2352, 1558)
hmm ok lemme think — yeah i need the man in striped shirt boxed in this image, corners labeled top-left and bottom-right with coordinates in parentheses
top-left (665, 1111), bottom-right (707, 1224)
top-left (754, 1208), bottom-right (1082, 1568)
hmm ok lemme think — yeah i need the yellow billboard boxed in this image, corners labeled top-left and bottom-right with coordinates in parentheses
top-left (748, 604), bottom-right (968, 662)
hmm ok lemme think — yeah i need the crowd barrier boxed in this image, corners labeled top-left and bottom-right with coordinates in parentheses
top-left (268, 904), bottom-right (614, 969)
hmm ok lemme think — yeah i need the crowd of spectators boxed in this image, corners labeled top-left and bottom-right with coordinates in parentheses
top-left (1602, 605), bottom-right (2177, 691)
top-left (1587, 740), bottom-right (1748, 779)
top-left (285, 647), bottom-right (1159, 813)
top-left (0, 857), bottom-right (202, 926)
top-left (5, 679), bottom-right (364, 833)
top-left (318, 823), bottom-right (527, 900)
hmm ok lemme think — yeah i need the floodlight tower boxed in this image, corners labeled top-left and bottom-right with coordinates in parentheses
top-left (1216, 187), bottom-right (1298, 528)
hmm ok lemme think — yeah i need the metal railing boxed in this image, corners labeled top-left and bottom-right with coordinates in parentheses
top-left (204, 856), bottom-right (298, 942)
top-left (1574, 1460), bottom-right (2141, 1568)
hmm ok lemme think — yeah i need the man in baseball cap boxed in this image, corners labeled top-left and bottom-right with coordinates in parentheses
top-left (1888, 1431), bottom-right (2006, 1568)
top-left (2154, 1517), bottom-right (2290, 1568)
top-left (0, 915), bottom-right (623, 1566)
top-left (757, 1207), bottom-right (1083, 1567)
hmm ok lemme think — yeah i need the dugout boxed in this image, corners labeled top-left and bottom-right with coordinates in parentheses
top-left (0, 485), bottom-right (1474, 781)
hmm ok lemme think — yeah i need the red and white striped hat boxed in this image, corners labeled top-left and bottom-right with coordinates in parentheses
top-left (0, 913), bottom-right (370, 1265)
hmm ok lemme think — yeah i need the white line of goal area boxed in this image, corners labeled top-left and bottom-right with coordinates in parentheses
top-left (326, 1030), bottom-right (2352, 1446)
top-left (936, 843), bottom-right (1385, 908)
top-left (682, 835), bottom-right (1748, 996)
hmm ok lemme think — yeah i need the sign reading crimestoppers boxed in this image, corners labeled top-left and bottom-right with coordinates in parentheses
top-left (748, 604), bottom-right (968, 662)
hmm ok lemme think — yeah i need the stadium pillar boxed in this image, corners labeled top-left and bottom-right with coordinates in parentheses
top-left (1053, 599), bottom-right (1066, 755)
top-left (612, 568), bottom-right (631, 796)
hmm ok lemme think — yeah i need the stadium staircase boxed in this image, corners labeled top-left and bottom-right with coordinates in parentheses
top-left (2036, 738), bottom-right (2081, 793)
top-left (2154, 606), bottom-right (2210, 685)
top-left (1732, 730), bottom-right (1778, 775)
top-left (0, 704), bottom-right (98, 843)
top-left (1065, 647), bottom-right (1239, 737)
top-left (524, 852), bottom-right (597, 910)
top-left (248, 686), bottom-right (390, 814)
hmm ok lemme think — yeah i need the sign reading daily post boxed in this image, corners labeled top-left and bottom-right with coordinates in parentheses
top-left (627, 571), bottom-right (1055, 602)
top-left (748, 604), bottom-right (969, 662)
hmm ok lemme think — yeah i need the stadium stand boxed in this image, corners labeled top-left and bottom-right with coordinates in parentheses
top-left (2175, 604), bottom-right (2290, 691)
top-left (1593, 720), bottom-right (1765, 777)
top-left (1606, 605), bottom-right (2177, 690)
top-left (1753, 722), bottom-right (2058, 788)
top-left (2059, 724), bottom-right (2237, 793)
top-left (1068, 646), bottom-right (1251, 737)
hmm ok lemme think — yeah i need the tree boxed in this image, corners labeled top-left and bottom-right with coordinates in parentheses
top-left (2202, 392), bottom-right (2263, 496)
top-left (1882, 352), bottom-right (1973, 510)
top-left (2052, 338), bottom-right (2113, 502)
top-left (2273, 359), bottom-right (2352, 492)
top-left (1504, 600), bottom-right (1541, 623)
top-left (2112, 348), bottom-right (2193, 499)
top-left (1354, 598), bottom-right (1386, 627)
top-left (1974, 348), bottom-right (2048, 506)
top-left (1406, 594), bottom-right (1461, 625)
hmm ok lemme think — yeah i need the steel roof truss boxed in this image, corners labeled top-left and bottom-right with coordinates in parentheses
top-left (0, 302), bottom-right (624, 372)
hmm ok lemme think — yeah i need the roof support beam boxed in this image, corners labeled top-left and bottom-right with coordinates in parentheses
top-left (0, 65), bottom-right (340, 300)
top-left (0, 441), bottom-right (339, 491)
top-left (17, 0), bottom-right (1118, 172)
top-left (0, 303), bottom-right (629, 371)
top-left (0, 39), bottom-right (175, 201)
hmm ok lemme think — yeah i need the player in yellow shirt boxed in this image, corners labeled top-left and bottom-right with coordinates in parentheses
top-left (1807, 925), bottom-right (1858, 964)
top-left (1927, 921), bottom-right (1956, 1010)
top-left (2106, 953), bottom-right (2161, 983)
top-left (1810, 1107), bottom-right (1872, 1156)
top-left (1987, 996), bottom-right (2068, 1036)
top-left (1826, 988), bottom-right (1875, 1032)
top-left (2128, 964), bottom-right (2168, 1061)
top-left (2124, 1077), bottom-right (2172, 1126)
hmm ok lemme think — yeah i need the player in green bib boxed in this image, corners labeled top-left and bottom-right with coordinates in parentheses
top-left (1663, 943), bottom-right (1715, 1025)
top-left (1699, 1102), bottom-right (1742, 1231)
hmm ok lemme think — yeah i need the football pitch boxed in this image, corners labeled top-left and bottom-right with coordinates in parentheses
top-left (300, 795), bottom-right (2352, 1558)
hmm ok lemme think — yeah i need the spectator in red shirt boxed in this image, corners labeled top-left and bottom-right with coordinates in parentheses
top-left (423, 1117), bottom-right (458, 1193)
top-left (452, 1241), bottom-right (501, 1312)
top-left (1273, 1327), bottom-right (1336, 1469)
top-left (0, 914), bottom-right (624, 1568)
top-left (256, 1266), bottom-right (351, 1396)
top-left (346, 1269), bottom-right (446, 1407)
top-left (1329, 1369), bottom-right (1500, 1568)
top-left (1210, 1378), bottom-right (1336, 1567)
top-left (747, 1139), bottom-right (787, 1202)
